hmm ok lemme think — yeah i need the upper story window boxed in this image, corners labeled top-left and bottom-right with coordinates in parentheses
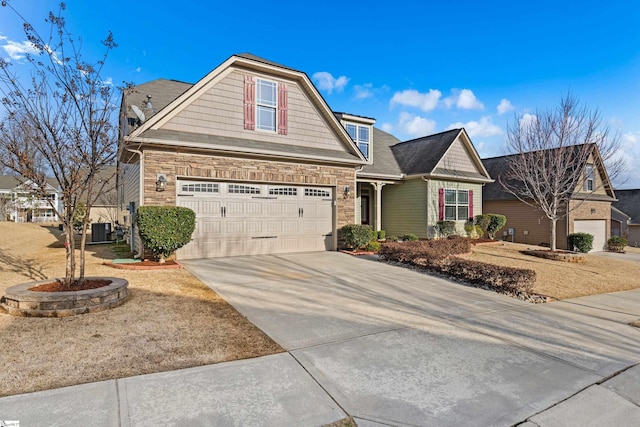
top-left (256, 79), bottom-right (277, 132)
top-left (244, 75), bottom-right (288, 135)
top-left (584, 164), bottom-right (595, 192)
top-left (346, 123), bottom-right (370, 158)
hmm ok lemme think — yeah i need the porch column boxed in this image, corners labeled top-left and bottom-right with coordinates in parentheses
top-left (373, 182), bottom-right (385, 231)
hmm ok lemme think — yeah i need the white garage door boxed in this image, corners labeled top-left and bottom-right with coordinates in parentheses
top-left (176, 181), bottom-right (334, 259)
top-left (574, 220), bottom-right (606, 252)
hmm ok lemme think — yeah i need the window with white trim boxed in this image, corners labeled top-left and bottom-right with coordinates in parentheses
top-left (256, 79), bottom-right (277, 132)
top-left (444, 189), bottom-right (469, 221)
top-left (181, 182), bottom-right (219, 193)
top-left (584, 164), bottom-right (595, 192)
top-left (304, 188), bottom-right (331, 197)
top-left (228, 184), bottom-right (261, 194)
top-left (269, 187), bottom-right (298, 196)
top-left (345, 123), bottom-right (370, 159)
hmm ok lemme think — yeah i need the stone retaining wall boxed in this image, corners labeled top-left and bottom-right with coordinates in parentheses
top-left (1, 277), bottom-right (128, 317)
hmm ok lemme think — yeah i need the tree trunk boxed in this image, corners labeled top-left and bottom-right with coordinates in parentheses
top-left (550, 218), bottom-right (557, 252)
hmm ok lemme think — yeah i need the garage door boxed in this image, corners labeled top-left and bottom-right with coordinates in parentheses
top-left (573, 220), bottom-right (606, 252)
top-left (176, 181), bottom-right (334, 259)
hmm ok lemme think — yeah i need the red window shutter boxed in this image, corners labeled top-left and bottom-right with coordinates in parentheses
top-left (468, 190), bottom-right (474, 219)
top-left (278, 83), bottom-right (288, 135)
top-left (438, 188), bottom-right (445, 221)
top-left (244, 75), bottom-right (255, 130)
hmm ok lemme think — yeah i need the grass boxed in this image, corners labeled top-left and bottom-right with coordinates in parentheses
top-left (468, 241), bottom-right (640, 300)
top-left (0, 222), bottom-right (283, 397)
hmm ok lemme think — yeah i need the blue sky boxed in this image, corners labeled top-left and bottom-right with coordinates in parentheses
top-left (1, 0), bottom-right (639, 187)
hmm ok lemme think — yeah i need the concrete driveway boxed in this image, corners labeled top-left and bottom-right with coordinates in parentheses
top-left (181, 251), bottom-right (640, 426)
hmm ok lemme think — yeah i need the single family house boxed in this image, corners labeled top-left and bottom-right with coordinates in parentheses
top-left (612, 189), bottom-right (640, 246)
top-left (118, 53), bottom-right (491, 259)
top-left (482, 144), bottom-right (616, 252)
top-left (0, 176), bottom-right (60, 223)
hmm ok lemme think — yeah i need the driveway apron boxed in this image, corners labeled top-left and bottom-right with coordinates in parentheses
top-left (183, 252), bottom-right (640, 426)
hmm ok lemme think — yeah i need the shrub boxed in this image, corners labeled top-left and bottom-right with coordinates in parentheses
top-left (607, 236), bottom-right (627, 252)
top-left (340, 224), bottom-right (375, 249)
top-left (486, 214), bottom-right (507, 240)
top-left (377, 230), bottom-right (386, 240)
top-left (464, 220), bottom-right (482, 239)
top-left (379, 239), bottom-right (535, 295)
top-left (137, 206), bottom-right (196, 263)
top-left (474, 214), bottom-right (491, 238)
top-left (401, 233), bottom-right (419, 241)
top-left (568, 233), bottom-right (593, 253)
top-left (435, 220), bottom-right (457, 237)
top-left (387, 235), bottom-right (399, 242)
top-left (364, 240), bottom-right (381, 252)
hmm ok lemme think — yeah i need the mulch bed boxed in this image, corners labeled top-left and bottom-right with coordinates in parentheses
top-left (29, 279), bottom-right (112, 292)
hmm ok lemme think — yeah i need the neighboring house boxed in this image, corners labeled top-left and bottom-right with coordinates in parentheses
top-left (483, 145), bottom-right (616, 252)
top-left (84, 165), bottom-right (121, 225)
top-left (355, 127), bottom-right (492, 238)
top-left (0, 176), bottom-right (60, 222)
top-left (612, 189), bottom-right (640, 246)
top-left (118, 54), bottom-right (490, 259)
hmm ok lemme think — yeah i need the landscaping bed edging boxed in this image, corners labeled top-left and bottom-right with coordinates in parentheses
top-left (1, 277), bottom-right (128, 317)
top-left (522, 249), bottom-right (586, 263)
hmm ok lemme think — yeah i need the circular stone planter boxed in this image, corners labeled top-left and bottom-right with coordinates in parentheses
top-left (522, 249), bottom-right (586, 263)
top-left (1, 277), bottom-right (128, 317)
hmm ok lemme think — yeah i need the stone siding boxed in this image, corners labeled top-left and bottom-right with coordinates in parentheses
top-left (142, 149), bottom-right (356, 228)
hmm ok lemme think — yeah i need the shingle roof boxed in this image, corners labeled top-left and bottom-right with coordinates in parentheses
top-left (390, 128), bottom-right (461, 176)
top-left (124, 79), bottom-right (193, 124)
top-left (613, 189), bottom-right (640, 224)
top-left (359, 128), bottom-right (403, 177)
top-left (0, 175), bottom-right (58, 191)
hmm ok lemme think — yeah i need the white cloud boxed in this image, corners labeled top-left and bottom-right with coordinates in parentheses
top-left (397, 112), bottom-right (437, 137)
top-left (312, 71), bottom-right (349, 94)
top-left (135, 67), bottom-right (141, 72)
top-left (447, 116), bottom-right (502, 138)
top-left (616, 131), bottom-right (640, 188)
top-left (381, 122), bottom-right (394, 133)
top-left (519, 113), bottom-right (538, 129)
top-left (444, 89), bottom-right (484, 110)
top-left (390, 89), bottom-right (441, 112)
top-left (0, 35), bottom-right (37, 61)
top-left (102, 77), bottom-right (113, 86)
top-left (354, 83), bottom-right (374, 99)
top-left (497, 99), bottom-right (514, 115)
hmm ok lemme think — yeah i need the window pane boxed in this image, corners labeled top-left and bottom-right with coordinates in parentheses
top-left (358, 126), bottom-right (369, 142)
top-left (445, 206), bottom-right (456, 221)
top-left (257, 105), bottom-right (276, 131)
top-left (457, 190), bottom-right (468, 204)
top-left (346, 124), bottom-right (357, 140)
top-left (257, 80), bottom-right (276, 106)
top-left (445, 189), bottom-right (456, 204)
top-left (458, 206), bottom-right (468, 220)
top-left (358, 142), bottom-right (369, 158)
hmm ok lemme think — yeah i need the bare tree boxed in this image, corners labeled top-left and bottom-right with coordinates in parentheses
top-left (502, 94), bottom-right (625, 251)
top-left (0, 2), bottom-right (121, 287)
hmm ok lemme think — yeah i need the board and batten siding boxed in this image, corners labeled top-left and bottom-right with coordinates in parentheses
top-left (161, 70), bottom-right (346, 154)
top-left (381, 178), bottom-right (429, 238)
top-left (426, 179), bottom-right (483, 237)
top-left (436, 138), bottom-right (478, 173)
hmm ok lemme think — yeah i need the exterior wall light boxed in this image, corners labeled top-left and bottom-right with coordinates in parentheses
top-left (343, 185), bottom-right (351, 196)
top-left (156, 174), bottom-right (167, 192)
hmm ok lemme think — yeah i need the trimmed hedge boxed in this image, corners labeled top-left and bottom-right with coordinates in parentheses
top-left (568, 232), bottom-right (593, 253)
top-left (379, 237), bottom-right (535, 295)
top-left (340, 224), bottom-right (376, 249)
top-left (137, 206), bottom-right (196, 262)
top-left (365, 240), bottom-right (381, 252)
top-left (435, 220), bottom-right (457, 237)
top-left (401, 233), bottom-right (419, 242)
top-left (607, 236), bottom-right (627, 252)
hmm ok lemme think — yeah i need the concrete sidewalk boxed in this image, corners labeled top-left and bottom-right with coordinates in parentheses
top-left (2, 252), bottom-right (640, 426)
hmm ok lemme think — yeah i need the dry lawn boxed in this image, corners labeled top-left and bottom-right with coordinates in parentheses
top-left (0, 222), bottom-right (283, 397)
top-left (469, 241), bottom-right (640, 300)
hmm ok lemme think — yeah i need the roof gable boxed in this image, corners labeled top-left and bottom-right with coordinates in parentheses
top-left (123, 54), bottom-right (365, 164)
top-left (387, 128), bottom-right (492, 182)
top-left (613, 189), bottom-right (640, 224)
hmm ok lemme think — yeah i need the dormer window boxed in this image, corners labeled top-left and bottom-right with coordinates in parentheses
top-left (346, 123), bottom-right (370, 158)
top-left (584, 164), bottom-right (595, 192)
top-left (256, 79), bottom-right (277, 132)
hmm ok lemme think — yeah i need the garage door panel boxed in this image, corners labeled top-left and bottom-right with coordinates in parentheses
top-left (177, 181), bottom-right (334, 259)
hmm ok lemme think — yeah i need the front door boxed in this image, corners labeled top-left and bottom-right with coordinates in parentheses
top-left (361, 195), bottom-right (370, 225)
